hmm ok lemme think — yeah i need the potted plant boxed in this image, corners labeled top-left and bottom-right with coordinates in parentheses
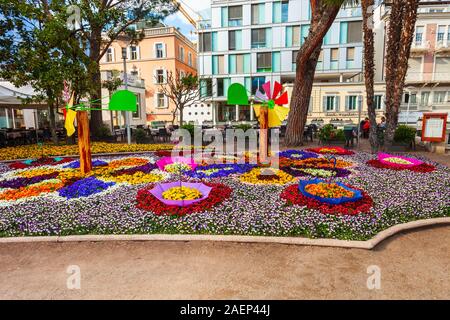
top-left (318, 124), bottom-right (346, 146)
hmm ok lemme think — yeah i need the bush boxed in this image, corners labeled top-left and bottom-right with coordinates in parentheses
top-left (235, 123), bottom-right (253, 132)
top-left (318, 124), bottom-right (345, 142)
top-left (394, 125), bottom-right (416, 144)
top-left (134, 128), bottom-right (147, 144)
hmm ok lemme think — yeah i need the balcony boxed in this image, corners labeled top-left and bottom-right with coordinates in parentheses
top-left (198, 20), bottom-right (212, 30)
top-left (436, 40), bottom-right (450, 54)
top-left (410, 40), bottom-right (430, 55)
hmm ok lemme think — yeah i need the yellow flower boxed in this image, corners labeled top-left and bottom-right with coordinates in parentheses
top-left (239, 168), bottom-right (295, 185)
top-left (162, 186), bottom-right (202, 200)
top-left (102, 172), bottom-right (164, 185)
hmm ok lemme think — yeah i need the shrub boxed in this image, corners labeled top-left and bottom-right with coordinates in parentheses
top-left (96, 125), bottom-right (112, 138)
top-left (394, 125), bottom-right (416, 144)
top-left (318, 124), bottom-right (345, 142)
top-left (180, 124), bottom-right (195, 137)
top-left (235, 123), bottom-right (253, 132)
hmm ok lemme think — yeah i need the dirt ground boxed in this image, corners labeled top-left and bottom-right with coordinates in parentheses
top-left (0, 225), bottom-right (449, 300)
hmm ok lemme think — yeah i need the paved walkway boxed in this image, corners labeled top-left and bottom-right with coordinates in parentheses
top-left (0, 225), bottom-right (449, 299)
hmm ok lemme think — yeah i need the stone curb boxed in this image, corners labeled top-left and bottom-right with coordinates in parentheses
top-left (0, 217), bottom-right (448, 250)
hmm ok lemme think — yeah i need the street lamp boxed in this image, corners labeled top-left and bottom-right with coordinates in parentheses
top-left (357, 95), bottom-right (363, 146)
top-left (405, 87), bottom-right (415, 126)
top-left (117, 35), bottom-right (132, 145)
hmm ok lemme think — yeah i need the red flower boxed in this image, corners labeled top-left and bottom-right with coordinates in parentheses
top-left (367, 160), bottom-right (435, 173)
top-left (307, 146), bottom-right (355, 156)
top-left (136, 182), bottom-right (232, 216)
top-left (280, 184), bottom-right (373, 216)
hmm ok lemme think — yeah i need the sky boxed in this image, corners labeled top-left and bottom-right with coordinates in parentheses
top-left (163, 0), bottom-right (211, 41)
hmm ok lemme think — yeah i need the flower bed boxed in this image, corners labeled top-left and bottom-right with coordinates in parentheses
top-left (0, 151), bottom-right (448, 240)
top-left (136, 182), bottom-right (232, 216)
top-left (278, 150), bottom-right (319, 160)
top-left (9, 157), bottom-right (75, 169)
top-left (185, 163), bottom-right (255, 179)
top-left (280, 166), bottom-right (352, 178)
top-left (367, 159), bottom-right (436, 173)
top-left (307, 146), bottom-right (355, 155)
top-left (281, 184), bottom-right (373, 216)
top-left (239, 168), bottom-right (295, 185)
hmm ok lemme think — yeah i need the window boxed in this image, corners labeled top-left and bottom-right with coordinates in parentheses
top-left (228, 6), bottom-right (243, 27)
top-left (257, 52), bottom-right (272, 72)
top-left (273, 1), bottom-right (289, 23)
top-left (435, 57), bottom-right (450, 77)
top-left (433, 91), bottom-right (447, 103)
top-left (229, 54), bottom-right (249, 74)
top-left (346, 47), bottom-right (355, 61)
top-left (155, 43), bottom-right (164, 58)
top-left (347, 21), bottom-right (363, 43)
top-left (292, 50), bottom-right (298, 64)
top-left (252, 28), bottom-right (266, 48)
top-left (188, 52), bottom-right (192, 66)
top-left (374, 95), bottom-right (383, 110)
top-left (133, 94), bottom-right (141, 118)
top-left (346, 95), bottom-right (358, 111)
top-left (227, 30), bottom-right (242, 51)
top-left (179, 46), bottom-right (185, 62)
top-left (155, 69), bottom-right (165, 84)
top-left (212, 55), bottom-right (225, 75)
top-left (130, 46), bottom-right (138, 60)
top-left (252, 3), bottom-right (265, 25)
top-left (199, 33), bottom-right (212, 52)
top-left (281, 0), bottom-right (289, 23)
top-left (156, 93), bottom-right (166, 108)
top-left (437, 26), bottom-right (446, 42)
top-left (404, 92), bottom-right (417, 104)
top-left (200, 79), bottom-right (213, 98)
top-left (415, 26), bottom-right (424, 45)
top-left (106, 48), bottom-right (113, 62)
top-left (324, 96), bottom-right (338, 112)
top-left (331, 48), bottom-right (339, 69)
top-left (421, 91), bottom-right (430, 106)
top-left (252, 77), bottom-right (265, 95)
top-left (286, 26), bottom-right (300, 47)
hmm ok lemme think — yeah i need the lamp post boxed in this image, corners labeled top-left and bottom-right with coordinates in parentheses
top-left (357, 95), bottom-right (363, 146)
top-left (117, 35), bottom-right (132, 145)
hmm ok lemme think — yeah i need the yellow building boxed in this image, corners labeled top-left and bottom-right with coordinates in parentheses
top-left (100, 26), bottom-right (197, 126)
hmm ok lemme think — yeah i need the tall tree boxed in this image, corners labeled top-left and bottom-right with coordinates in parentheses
top-left (384, 0), bottom-right (420, 147)
top-left (65, 0), bottom-right (177, 134)
top-left (361, 0), bottom-right (378, 152)
top-left (157, 71), bottom-right (202, 125)
top-left (0, 0), bottom-right (88, 142)
top-left (285, 0), bottom-right (350, 146)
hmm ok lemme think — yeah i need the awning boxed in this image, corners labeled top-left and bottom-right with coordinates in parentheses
top-left (0, 81), bottom-right (47, 109)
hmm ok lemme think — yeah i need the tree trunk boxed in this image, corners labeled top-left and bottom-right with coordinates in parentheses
top-left (285, 2), bottom-right (341, 146)
top-left (179, 106), bottom-right (184, 126)
top-left (47, 97), bottom-right (58, 144)
top-left (362, 0), bottom-right (378, 153)
top-left (88, 27), bottom-right (103, 135)
top-left (285, 45), bottom-right (322, 146)
top-left (384, 0), bottom-right (420, 148)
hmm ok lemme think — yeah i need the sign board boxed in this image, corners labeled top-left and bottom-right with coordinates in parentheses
top-left (421, 113), bottom-right (447, 142)
top-left (109, 90), bottom-right (137, 112)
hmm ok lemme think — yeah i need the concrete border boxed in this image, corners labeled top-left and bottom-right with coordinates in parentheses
top-left (0, 217), bottom-right (448, 250)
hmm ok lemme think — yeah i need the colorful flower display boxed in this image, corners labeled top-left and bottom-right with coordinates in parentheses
top-left (239, 168), bottom-right (295, 185)
top-left (64, 159), bottom-right (108, 169)
top-left (278, 150), bottom-right (319, 160)
top-left (280, 166), bottom-right (352, 178)
top-left (367, 159), bottom-right (436, 173)
top-left (0, 150), bottom-right (448, 240)
top-left (9, 157), bottom-right (75, 170)
top-left (108, 157), bottom-right (149, 169)
top-left (156, 156), bottom-right (197, 173)
top-left (299, 179), bottom-right (363, 205)
top-left (162, 186), bottom-right (203, 201)
top-left (58, 177), bottom-right (115, 199)
top-left (137, 182), bottom-right (231, 216)
top-left (185, 163), bottom-right (255, 179)
top-left (307, 146), bottom-right (355, 155)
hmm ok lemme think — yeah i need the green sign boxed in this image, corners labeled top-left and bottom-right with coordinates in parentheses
top-left (227, 83), bottom-right (249, 106)
top-left (109, 90), bottom-right (137, 112)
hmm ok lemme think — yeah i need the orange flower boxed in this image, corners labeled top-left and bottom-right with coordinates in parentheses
top-left (305, 183), bottom-right (354, 199)
top-left (0, 181), bottom-right (63, 201)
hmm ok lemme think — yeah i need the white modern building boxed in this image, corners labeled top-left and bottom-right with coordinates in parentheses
top-left (197, 0), bottom-right (364, 124)
top-left (183, 102), bottom-right (214, 125)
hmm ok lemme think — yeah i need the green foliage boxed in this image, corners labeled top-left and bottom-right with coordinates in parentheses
top-left (394, 125), bottom-right (416, 144)
top-left (97, 125), bottom-right (112, 138)
top-left (235, 123), bottom-right (253, 132)
top-left (134, 128), bottom-right (147, 144)
top-left (318, 124), bottom-right (345, 142)
top-left (180, 124), bottom-right (195, 137)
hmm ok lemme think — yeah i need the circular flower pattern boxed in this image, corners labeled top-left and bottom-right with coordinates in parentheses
top-left (58, 177), bottom-right (115, 199)
top-left (281, 184), bottom-right (373, 216)
top-left (278, 150), bottom-right (319, 160)
top-left (239, 168), bottom-right (295, 185)
top-left (162, 186), bottom-right (202, 201)
top-left (185, 163), bottom-right (255, 179)
top-left (307, 146), bottom-right (355, 155)
top-left (367, 160), bottom-right (436, 173)
top-left (136, 182), bottom-right (232, 216)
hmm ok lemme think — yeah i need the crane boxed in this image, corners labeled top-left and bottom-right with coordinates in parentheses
top-left (171, 0), bottom-right (198, 29)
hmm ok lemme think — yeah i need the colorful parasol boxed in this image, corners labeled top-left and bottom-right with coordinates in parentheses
top-left (253, 81), bottom-right (289, 128)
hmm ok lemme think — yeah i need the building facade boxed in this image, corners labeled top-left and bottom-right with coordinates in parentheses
top-left (100, 26), bottom-right (197, 126)
top-left (197, 0), bottom-right (366, 125)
